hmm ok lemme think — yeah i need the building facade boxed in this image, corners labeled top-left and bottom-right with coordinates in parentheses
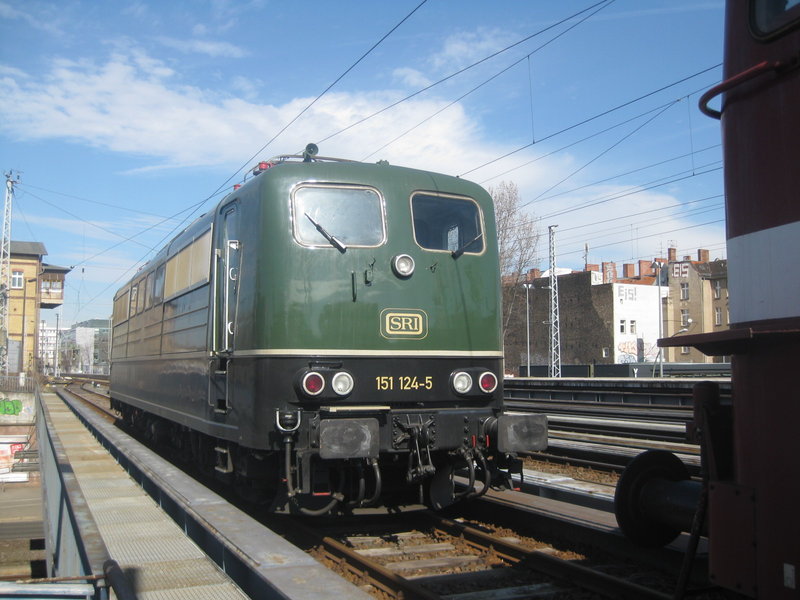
top-left (60, 319), bottom-right (110, 375)
top-left (662, 249), bottom-right (729, 363)
top-left (525, 270), bottom-right (661, 368)
top-left (518, 247), bottom-right (728, 370)
top-left (4, 242), bottom-right (69, 374)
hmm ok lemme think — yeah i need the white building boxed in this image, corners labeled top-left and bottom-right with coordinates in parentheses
top-left (611, 283), bottom-right (663, 363)
top-left (60, 319), bottom-right (110, 375)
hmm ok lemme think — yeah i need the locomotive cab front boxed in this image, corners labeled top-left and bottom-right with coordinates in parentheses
top-left (110, 148), bottom-right (547, 516)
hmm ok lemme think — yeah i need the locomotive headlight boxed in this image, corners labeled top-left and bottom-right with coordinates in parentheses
top-left (451, 371), bottom-right (473, 395)
top-left (478, 371), bottom-right (498, 393)
top-left (302, 371), bottom-right (325, 396)
top-left (331, 371), bottom-right (354, 396)
top-left (392, 254), bottom-right (415, 278)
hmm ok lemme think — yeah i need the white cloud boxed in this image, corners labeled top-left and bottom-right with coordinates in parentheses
top-left (0, 64), bottom-right (28, 79)
top-left (229, 75), bottom-right (262, 101)
top-left (0, 1), bottom-right (63, 35)
top-left (156, 36), bottom-right (249, 58)
top-left (392, 67), bottom-right (432, 88)
top-left (0, 49), bottom-right (559, 184)
top-left (528, 183), bottom-right (726, 270)
top-left (0, 48), bottom-right (725, 274)
top-left (429, 28), bottom-right (513, 72)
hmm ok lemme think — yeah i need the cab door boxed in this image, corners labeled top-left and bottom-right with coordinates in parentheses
top-left (210, 201), bottom-right (241, 413)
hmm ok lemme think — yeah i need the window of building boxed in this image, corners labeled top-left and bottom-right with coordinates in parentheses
top-left (630, 320), bottom-right (637, 334)
top-left (681, 346), bottom-right (690, 355)
top-left (681, 309), bottom-right (690, 326)
top-left (11, 270), bottom-right (23, 289)
top-left (715, 306), bottom-right (723, 326)
top-left (619, 320), bottom-right (626, 333)
top-left (602, 347), bottom-right (610, 358)
top-left (713, 280), bottom-right (722, 299)
top-left (680, 282), bottom-right (689, 300)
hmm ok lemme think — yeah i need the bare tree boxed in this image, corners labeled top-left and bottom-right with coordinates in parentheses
top-left (488, 181), bottom-right (540, 374)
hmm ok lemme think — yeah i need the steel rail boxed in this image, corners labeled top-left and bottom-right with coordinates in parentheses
top-left (425, 513), bottom-right (672, 600)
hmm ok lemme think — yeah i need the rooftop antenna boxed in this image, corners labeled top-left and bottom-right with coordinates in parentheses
top-left (1, 171), bottom-right (18, 375)
top-left (548, 225), bottom-right (561, 378)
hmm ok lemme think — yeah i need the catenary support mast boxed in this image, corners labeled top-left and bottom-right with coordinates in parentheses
top-left (0, 172), bottom-right (16, 375)
top-left (548, 224), bottom-right (561, 377)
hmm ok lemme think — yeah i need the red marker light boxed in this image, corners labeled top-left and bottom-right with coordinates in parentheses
top-left (302, 372), bottom-right (325, 396)
top-left (478, 372), bottom-right (498, 393)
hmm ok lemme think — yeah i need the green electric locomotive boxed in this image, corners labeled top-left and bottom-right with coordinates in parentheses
top-left (110, 145), bottom-right (547, 514)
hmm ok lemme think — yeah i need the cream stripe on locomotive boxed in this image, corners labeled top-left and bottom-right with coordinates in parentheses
top-left (111, 349), bottom-right (504, 362)
top-left (234, 348), bottom-right (504, 358)
top-left (727, 220), bottom-right (800, 324)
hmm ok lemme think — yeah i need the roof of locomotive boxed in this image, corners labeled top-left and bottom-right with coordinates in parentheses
top-left (232, 152), bottom-right (493, 204)
top-left (113, 150), bottom-right (493, 300)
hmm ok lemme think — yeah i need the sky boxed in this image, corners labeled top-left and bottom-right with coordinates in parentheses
top-left (0, 0), bottom-right (726, 327)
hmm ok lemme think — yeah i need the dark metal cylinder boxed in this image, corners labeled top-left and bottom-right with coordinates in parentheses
top-left (639, 478), bottom-right (705, 536)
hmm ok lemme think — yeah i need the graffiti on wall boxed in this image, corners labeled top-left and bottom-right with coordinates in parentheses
top-left (1, 398), bottom-right (23, 416)
top-left (617, 339), bottom-right (660, 363)
top-left (0, 393), bottom-right (34, 424)
top-left (0, 393), bottom-right (34, 482)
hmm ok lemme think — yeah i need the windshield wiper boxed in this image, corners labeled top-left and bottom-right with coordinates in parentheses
top-left (451, 233), bottom-right (483, 259)
top-left (305, 213), bottom-right (347, 253)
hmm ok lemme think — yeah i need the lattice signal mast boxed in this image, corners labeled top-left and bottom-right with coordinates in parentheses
top-left (548, 225), bottom-right (561, 378)
top-left (0, 171), bottom-right (16, 375)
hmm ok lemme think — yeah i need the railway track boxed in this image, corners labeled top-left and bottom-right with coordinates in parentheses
top-left (274, 509), bottom-right (678, 600)
top-left (503, 380), bottom-right (707, 473)
top-left (63, 382), bottom-right (116, 421)
top-left (58, 384), bottom-right (724, 599)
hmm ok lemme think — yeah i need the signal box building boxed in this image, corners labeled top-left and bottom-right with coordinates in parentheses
top-left (7, 241), bottom-right (70, 374)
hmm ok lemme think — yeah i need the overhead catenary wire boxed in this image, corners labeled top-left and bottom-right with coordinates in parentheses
top-left (458, 63), bottom-right (722, 178)
top-left (556, 218), bottom-right (725, 258)
top-left (136, 0), bottom-right (431, 271)
top-left (524, 100), bottom-right (679, 207)
top-left (318, 0), bottom-right (616, 148)
top-left (23, 3), bottom-right (725, 323)
top-left (360, 0), bottom-right (615, 161)
top-left (69, 1), bottom-right (430, 321)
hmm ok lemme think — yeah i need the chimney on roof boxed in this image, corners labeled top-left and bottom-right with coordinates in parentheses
top-left (602, 261), bottom-right (617, 283)
top-left (698, 248), bottom-right (710, 262)
top-left (668, 247), bottom-right (677, 262)
top-left (623, 263), bottom-right (635, 278)
top-left (639, 260), bottom-right (654, 277)
top-left (585, 263), bottom-right (599, 272)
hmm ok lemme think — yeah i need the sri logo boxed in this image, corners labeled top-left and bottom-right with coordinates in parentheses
top-left (380, 309), bottom-right (428, 340)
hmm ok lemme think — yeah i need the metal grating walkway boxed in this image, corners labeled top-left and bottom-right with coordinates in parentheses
top-left (42, 392), bottom-right (249, 600)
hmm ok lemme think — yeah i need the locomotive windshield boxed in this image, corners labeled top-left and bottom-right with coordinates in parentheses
top-left (412, 193), bottom-right (484, 255)
top-left (752, 0), bottom-right (800, 35)
top-left (292, 184), bottom-right (385, 248)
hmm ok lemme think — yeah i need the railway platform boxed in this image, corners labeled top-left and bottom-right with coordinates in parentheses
top-left (7, 388), bottom-right (371, 600)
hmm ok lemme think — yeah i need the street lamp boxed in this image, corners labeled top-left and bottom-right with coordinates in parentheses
top-left (652, 260), bottom-right (666, 377)
top-left (652, 320), bottom-right (691, 376)
top-left (523, 283), bottom-right (533, 376)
